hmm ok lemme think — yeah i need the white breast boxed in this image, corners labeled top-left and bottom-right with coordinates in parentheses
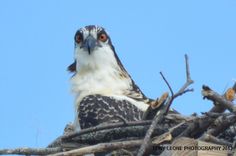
top-left (71, 45), bottom-right (149, 129)
top-left (71, 67), bottom-right (149, 112)
top-left (72, 45), bottom-right (131, 99)
top-left (71, 65), bottom-right (131, 100)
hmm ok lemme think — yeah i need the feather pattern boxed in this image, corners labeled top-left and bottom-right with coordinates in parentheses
top-left (70, 25), bottom-right (155, 129)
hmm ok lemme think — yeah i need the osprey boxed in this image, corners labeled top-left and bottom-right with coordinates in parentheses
top-left (68, 25), bottom-right (155, 130)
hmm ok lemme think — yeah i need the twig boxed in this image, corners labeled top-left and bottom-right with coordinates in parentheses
top-left (137, 54), bottom-right (194, 156)
top-left (177, 111), bottom-right (235, 138)
top-left (206, 114), bottom-right (236, 136)
top-left (202, 112), bottom-right (232, 118)
top-left (160, 72), bottom-right (174, 97)
top-left (61, 120), bottom-right (152, 141)
top-left (200, 133), bottom-right (232, 147)
top-left (185, 54), bottom-right (192, 82)
top-left (165, 113), bottom-right (197, 122)
top-left (152, 122), bottom-right (186, 145)
top-left (49, 140), bottom-right (143, 156)
top-left (0, 147), bottom-right (62, 155)
top-left (164, 55), bottom-right (194, 114)
top-left (177, 115), bottom-right (212, 138)
top-left (137, 111), bottom-right (163, 156)
top-left (179, 110), bottom-right (236, 139)
top-left (53, 121), bottom-right (171, 147)
top-left (178, 83), bottom-right (236, 139)
top-left (173, 54), bottom-right (194, 97)
top-left (50, 115), bottom-right (189, 149)
top-left (179, 83), bottom-right (236, 139)
top-left (70, 125), bottom-right (155, 144)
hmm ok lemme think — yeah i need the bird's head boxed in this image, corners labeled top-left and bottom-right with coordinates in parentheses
top-left (68, 25), bottom-right (126, 73)
top-left (75, 25), bottom-right (112, 55)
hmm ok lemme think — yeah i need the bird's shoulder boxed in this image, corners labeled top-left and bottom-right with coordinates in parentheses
top-left (125, 79), bottom-right (155, 105)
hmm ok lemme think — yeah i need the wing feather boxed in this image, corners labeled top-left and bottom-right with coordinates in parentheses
top-left (78, 94), bottom-right (143, 129)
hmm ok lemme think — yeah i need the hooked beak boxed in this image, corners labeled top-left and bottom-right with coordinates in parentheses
top-left (81, 35), bottom-right (97, 54)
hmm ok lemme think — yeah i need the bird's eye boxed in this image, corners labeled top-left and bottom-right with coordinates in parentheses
top-left (75, 35), bottom-right (82, 44)
top-left (98, 33), bottom-right (108, 42)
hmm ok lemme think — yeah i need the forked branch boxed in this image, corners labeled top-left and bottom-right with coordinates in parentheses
top-left (137, 54), bottom-right (194, 156)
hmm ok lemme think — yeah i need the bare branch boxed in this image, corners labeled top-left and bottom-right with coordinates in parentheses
top-left (49, 120), bottom-right (173, 148)
top-left (152, 122), bottom-right (186, 145)
top-left (206, 114), bottom-right (236, 136)
top-left (202, 85), bottom-right (236, 113)
top-left (178, 111), bottom-right (234, 139)
top-left (164, 54), bottom-right (194, 114)
top-left (137, 54), bottom-right (194, 156)
top-left (173, 54), bottom-right (194, 97)
top-left (0, 147), bottom-right (61, 155)
top-left (200, 134), bottom-right (232, 147)
top-left (49, 140), bottom-right (142, 156)
top-left (61, 120), bottom-right (152, 141)
top-left (185, 54), bottom-right (192, 82)
top-left (160, 71), bottom-right (174, 97)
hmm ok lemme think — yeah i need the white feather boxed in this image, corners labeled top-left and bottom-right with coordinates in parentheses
top-left (72, 45), bottom-right (131, 95)
top-left (71, 27), bottom-right (148, 128)
top-left (71, 45), bottom-right (149, 110)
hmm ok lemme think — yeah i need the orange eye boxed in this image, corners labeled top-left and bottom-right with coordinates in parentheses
top-left (75, 35), bottom-right (82, 43)
top-left (99, 33), bottom-right (107, 42)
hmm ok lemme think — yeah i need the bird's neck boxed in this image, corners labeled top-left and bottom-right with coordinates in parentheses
top-left (71, 65), bottom-right (150, 113)
top-left (71, 64), bottom-right (132, 97)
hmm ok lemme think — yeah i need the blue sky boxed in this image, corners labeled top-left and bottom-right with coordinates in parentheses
top-left (0, 0), bottom-right (236, 152)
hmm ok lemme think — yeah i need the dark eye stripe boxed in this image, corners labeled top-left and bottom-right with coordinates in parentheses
top-left (74, 31), bottom-right (83, 42)
top-left (74, 26), bottom-right (112, 45)
top-left (97, 30), bottom-right (107, 38)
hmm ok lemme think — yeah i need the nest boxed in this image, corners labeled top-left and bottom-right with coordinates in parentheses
top-left (1, 55), bottom-right (235, 156)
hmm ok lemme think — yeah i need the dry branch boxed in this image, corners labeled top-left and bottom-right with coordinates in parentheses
top-left (62, 120), bottom-right (152, 141)
top-left (178, 111), bottom-right (236, 139)
top-left (0, 147), bottom-right (62, 155)
top-left (207, 114), bottom-right (236, 136)
top-left (137, 54), bottom-right (194, 156)
top-left (52, 118), bottom-right (189, 147)
top-left (49, 140), bottom-right (142, 156)
top-left (202, 85), bottom-right (236, 113)
top-left (178, 83), bottom-right (236, 139)
top-left (200, 134), bottom-right (232, 147)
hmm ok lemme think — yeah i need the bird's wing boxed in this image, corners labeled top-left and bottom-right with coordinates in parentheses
top-left (125, 80), bottom-right (155, 105)
top-left (78, 94), bottom-right (143, 129)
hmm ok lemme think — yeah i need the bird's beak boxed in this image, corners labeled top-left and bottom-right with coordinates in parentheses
top-left (81, 35), bottom-right (97, 54)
